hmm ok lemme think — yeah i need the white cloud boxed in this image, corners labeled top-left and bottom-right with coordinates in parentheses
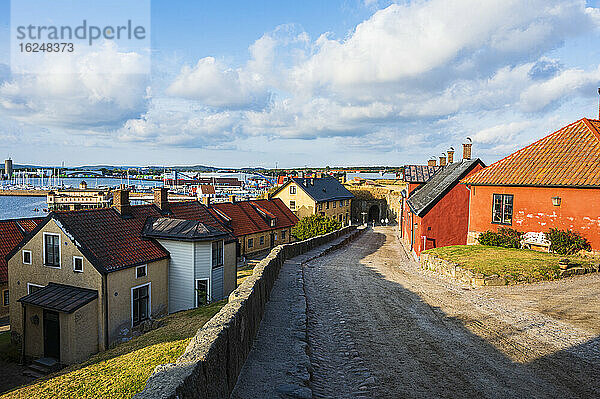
top-left (0, 42), bottom-right (149, 129)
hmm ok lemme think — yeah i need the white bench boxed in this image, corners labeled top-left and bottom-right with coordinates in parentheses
top-left (522, 232), bottom-right (551, 252)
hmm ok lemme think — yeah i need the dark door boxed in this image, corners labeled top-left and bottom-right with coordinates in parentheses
top-left (43, 310), bottom-right (60, 360)
top-left (270, 233), bottom-right (275, 248)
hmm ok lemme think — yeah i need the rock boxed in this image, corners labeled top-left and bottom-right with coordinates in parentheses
top-left (484, 275), bottom-right (507, 286)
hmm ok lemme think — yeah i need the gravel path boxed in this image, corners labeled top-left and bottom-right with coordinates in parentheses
top-left (303, 227), bottom-right (600, 399)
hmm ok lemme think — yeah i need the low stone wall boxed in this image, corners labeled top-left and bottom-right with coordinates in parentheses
top-left (134, 225), bottom-right (362, 399)
top-left (420, 253), bottom-right (600, 287)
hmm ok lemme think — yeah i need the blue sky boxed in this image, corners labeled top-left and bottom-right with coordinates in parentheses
top-left (1, 0), bottom-right (600, 168)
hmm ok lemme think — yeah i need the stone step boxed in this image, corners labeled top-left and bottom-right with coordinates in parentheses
top-left (28, 363), bottom-right (50, 374)
top-left (22, 369), bottom-right (45, 379)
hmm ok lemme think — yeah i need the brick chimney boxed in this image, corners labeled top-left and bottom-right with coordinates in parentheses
top-left (113, 189), bottom-right (131, 216)
top-left (447, 147), bottom-right (455, 163)
top-left (439, 153), bottom-right (447, 167)
top-left (462, 138), bottom-right (472, 160)
top-left (202, 196), bottom-right (211, 206)
top-left (427, 158), bottom-right (437, 167)
top-left (153, 187), bottom-right (169, 210)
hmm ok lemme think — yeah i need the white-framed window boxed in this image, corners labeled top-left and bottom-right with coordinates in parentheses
top-left (195, 278), bottom-right (210, 307)
top-left (289, 185), bottom-right (296, 194)
top-left (2, 290), bottom-right (8, 306)
top-left (248, 238), bottom-right (254, 248)
top-left (73, 256), bottom-right (84, 273)
top-left (22, 250), bottom-right (32, 265)
top-left (131, 282), bottom-right (151, 327)
top-left (212, 240), bottom-right (224, 268)
top-left (136, 265), bottom-right (147, 278)
top-left (43, 232), bottom-right (61, 268)
top-left (289, 200), bottom-right (296, 210)
top-left (27, 283), bottom-right (44, 295)
top-left (259, 236), bottom-right (265, 245)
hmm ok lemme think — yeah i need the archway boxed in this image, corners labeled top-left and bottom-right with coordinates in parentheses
top-left (367, 205), bottom-right (380, 223)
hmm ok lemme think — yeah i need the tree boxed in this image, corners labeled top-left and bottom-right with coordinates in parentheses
top-left (292, 214), bottom-right (342, 240)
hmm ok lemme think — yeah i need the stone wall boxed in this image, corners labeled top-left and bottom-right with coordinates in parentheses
top-left (134, 225), bottom-right (362, 399)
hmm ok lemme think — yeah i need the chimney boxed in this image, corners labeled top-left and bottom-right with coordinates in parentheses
top-left (153, 187), bottom-right (169, 210)
top-left (113, 189), bottom-right (131, 216)
top-left (229, 194), bottom-right (236, 203)
top-left (427, 158), bottom-right (437, 167)
top-left (439, 153), bottom-right (447, 167)
top-left (463, 138), bottom-right (472, 160)
top-left (447, 147), bottom-right (455, 163)
top-left (202, 196), bottom-right (211, 206)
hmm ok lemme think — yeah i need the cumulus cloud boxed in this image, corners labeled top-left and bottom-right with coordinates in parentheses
top-left (0, 42), bottom-right (149, 129)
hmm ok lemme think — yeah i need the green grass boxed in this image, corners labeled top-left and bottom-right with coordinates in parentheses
top-left (424, 245), bottom-right (597, 282)
top-left (1, 301), bottom-right (225, 399)
top-left (237, 266), bottom-right (255, 287)
top-left (0, 331), bottom-right (19, 362)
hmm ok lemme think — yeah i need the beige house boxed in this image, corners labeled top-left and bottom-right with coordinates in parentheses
top-left (7, 188), bottom-right (237, 365)
top-left (271, 177), bottom-right (354, 225)
top-left (47, 181), bottom-right (111, 211)
top-left (209, 198), bottom-right (299, 257)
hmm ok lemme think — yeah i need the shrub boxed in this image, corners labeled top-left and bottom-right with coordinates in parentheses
top-left (478, 227), bottom-right (523, 248)
top-left (545, 228), bottom-right (591, 255)
top-left (292, 214), bottom-right (342, 240)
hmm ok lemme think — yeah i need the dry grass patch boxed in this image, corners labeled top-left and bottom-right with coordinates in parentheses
top-left (1, 301), bottom-right (225, 399)
top-left (424, 245), bottom-right (598, 282)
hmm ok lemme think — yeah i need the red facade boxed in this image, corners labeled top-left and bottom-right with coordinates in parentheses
top-left (401, 162), bottom-right (483, 257)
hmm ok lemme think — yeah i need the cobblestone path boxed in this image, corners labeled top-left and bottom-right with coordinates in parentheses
top-left (303, 227), bottom-right (600, 398)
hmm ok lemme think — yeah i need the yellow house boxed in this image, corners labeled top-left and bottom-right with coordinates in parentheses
top-left (6, 188), bottom-right (237, 365)
top-left (271, 176), bottom-right (354, 226)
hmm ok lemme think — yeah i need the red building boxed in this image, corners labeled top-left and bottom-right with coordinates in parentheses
top-left (401, 144), bottom-right (484, 257)
top-left (463, 118), bottom-right (600, 251)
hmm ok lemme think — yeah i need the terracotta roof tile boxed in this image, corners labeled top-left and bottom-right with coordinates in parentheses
top-left (0, 217), bottom-right (43, 283)
top-left (463, 118), bottom-right (600, 187)
top-left (211, 198), bottom-right (299, 237)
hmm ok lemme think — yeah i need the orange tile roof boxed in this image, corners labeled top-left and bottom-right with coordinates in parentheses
top-left (0, 218), bottom-right (44, 283)
top-left (210, 198), bottom-right (299, 237)
top-left (463, 118), bottom-right (600, 187)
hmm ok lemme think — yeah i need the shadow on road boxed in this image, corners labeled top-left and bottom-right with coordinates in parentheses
top-left (304, 228), bottom-right (600, 399)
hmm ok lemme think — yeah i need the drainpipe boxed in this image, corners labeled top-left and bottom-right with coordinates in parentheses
top-left (102, 273), bottom-right (109, 351)
top-left (21, 303), bottom-right (26, 364)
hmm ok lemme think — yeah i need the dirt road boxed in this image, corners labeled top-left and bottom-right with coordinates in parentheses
top-left (303, 227), bottom-right (600, 398)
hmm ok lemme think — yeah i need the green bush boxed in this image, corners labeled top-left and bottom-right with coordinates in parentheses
top-left (478, 227), bottom-right (523, 248)
top-left (292, 214), bottom-right (342, 241)
top-left (545, 228), bottom-right (591, 255)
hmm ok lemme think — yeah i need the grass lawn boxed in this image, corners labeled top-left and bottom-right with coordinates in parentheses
top-left (1, 301), bottom-right (225, 399)
top-left (0, 331), bottom-right (19, 362)
top-left (237, 266), bottom-right (255, 287)
top-left (424, 245), bottom-right (598, 282)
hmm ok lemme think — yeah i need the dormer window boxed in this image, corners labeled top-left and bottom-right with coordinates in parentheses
top-left (270, 218), bottom-right (276, 227)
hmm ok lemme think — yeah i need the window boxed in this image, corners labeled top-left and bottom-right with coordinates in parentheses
top-left (136, 265), bottom-right (147, 278)
top-left (318, 203), bottom-right (323, 211)
top-left (22, 250), bottom-right (31, 265)
top-left (27, 283), bottom-right (44, 294)
top-left (339, 215), bottom-right (342, 222)
top-left (333, 201), bottom-right (336, 208)
top-left (259, 236), bottom-right (265, 245)
top-left (281, 230), bottom-right (286, 240)
top-left (326, 202), bottom-right (330, 209)
top-left (3, 290), bottom-right (8, 306)
top-left (248, 238), bottom-right (254, 248)
top-left (289, 185), bottom-right (296, 194)
top-left (274, 233), bottom-right (278, 241)
top-left (212, 241), bottom-right (224, 268)
top-left (43, 233), bottom-right (61, 267)
top-left (132, 284), bottom-right (150, 326)
top-left (289, 200), bottom-right (296, 210)
top-left (73, 256), bottom-right (83, 273)
top-left (492, 194), bottom-right (514, 225)
top-left (196, 279), bottom-right (209, 307)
